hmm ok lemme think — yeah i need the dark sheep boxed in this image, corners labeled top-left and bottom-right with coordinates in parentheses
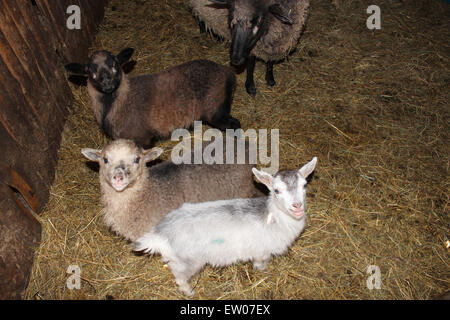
top-left (190, 0), bottom-right (310, 96)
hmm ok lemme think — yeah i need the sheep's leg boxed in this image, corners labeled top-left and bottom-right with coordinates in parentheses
top-left (169, 260), bottom-right (200, 296)
top-left (207, 79), bottom-right (241, 130)
top-left (199, 21), bottom-right (206, 34)
top-left (265, 62), bottom-right (276, 87)
top-left (253, 258), bottom-right (270, 271)
top-left (245, 55), bottom-right (257, 97)
top-left (208, 111), bottom-right (241, 131)
top-left (225, 116), bottom-right (241, 130)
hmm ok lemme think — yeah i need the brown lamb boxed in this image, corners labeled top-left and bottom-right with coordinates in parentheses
top-left (82, 139), bottom-right (261, 242)
top-left (66, 48), bottom-right (241, 148)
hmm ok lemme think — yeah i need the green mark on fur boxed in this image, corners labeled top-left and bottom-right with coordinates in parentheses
top-left (211, 238), bottom-right (225, 244)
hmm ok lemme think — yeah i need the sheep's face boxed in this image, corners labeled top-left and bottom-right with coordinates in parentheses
top-left (82, 139), bottom-right (163, 192)
top-left (208, 0), bottom-right (293, 66)
top-left (252, 157), bottom-right (317, 220)
top-left (65, 48), bottom-right (134, 94)
top-left (228, 0), bottom-right (266, 66)
top-left (87, 51), bottom-right (123, 94)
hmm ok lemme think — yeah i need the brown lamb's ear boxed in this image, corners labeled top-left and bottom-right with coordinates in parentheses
top-left (142, 147), bottom-right (164, 163)
top-left (116, 48), bottom-right (134, 66)
top-left (65, 63), bottom-right (88, 75)
top-left (81, 148), bottom-right (102, 162)
top-left (268, 3), bottom-right (293, 25)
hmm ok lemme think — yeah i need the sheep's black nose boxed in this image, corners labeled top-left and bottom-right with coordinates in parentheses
top-left (231, 56), bottom-right (245, 66)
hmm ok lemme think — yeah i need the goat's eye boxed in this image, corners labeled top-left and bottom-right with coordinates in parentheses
top-left (135, 157), bottom-right (140, 164)
top-left (274, 189), bottom-right (280, 194)
top-left (103, 157), bottom-right (108, 164)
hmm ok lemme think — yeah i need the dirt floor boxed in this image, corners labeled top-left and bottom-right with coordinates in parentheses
top-left (25, 0), bottom-right (449, 299)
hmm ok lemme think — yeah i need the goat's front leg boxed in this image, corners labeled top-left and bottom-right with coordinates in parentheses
top-left (245, 55), bottom-right (257, 96)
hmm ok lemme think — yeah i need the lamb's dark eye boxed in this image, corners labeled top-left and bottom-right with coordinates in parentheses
top-left (251, 16), bottom-right (261, 25)
top-left (135, 157), bottom-right (140, 164)
top-left (103, 157), bottom-right (108, 164)
top-left (274, 189), bottom-right (280, 194)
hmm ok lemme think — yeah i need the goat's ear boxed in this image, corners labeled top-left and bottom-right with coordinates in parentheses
top-left (268, 4), bottom-right (293, 25)
top-left (208, 0), bottom-right (229, 6)
top-left (65, 63), bottom-right (88, 75)
top-left (116, 48), bottom-right (134, 65)
top-left (299, 157), bottom-right (317, 179)
top-left (142, 147), bottom-right (163, 162)
top-left (252, 168), bottom-right (274, 188)
top-left (81, 148), bottom-right (102, 162)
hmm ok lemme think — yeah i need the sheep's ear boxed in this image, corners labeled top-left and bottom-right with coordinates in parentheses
top-left (116, 48), bottom-right (134, 65)
top-left (81, 148), bottom-right (102, 162)
top-left (65, 63), bottom-right (88, 75)
top-left (143, 147), bottom-right (163, 162)
top-left (252, 168), bottom-right (274, 188)
top-left (208, 0), bottom-right (229, 6)
top-left (268, 4), bottom-right (293, 25)
top-left (298, 157), bottom-right (317, 179)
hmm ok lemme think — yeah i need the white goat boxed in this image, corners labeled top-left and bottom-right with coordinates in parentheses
top-left (134, 157), bottom-right (317, 295)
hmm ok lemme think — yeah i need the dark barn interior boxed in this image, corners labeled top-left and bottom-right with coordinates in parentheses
top-left (0, 0), bottom-right (448, 299)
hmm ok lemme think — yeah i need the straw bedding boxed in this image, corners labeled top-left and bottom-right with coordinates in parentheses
top-left (25, 0), bottom-right (449, 299)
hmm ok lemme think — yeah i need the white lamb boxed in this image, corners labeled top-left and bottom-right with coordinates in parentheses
top-left (134, 157), bottom-right (318, 295)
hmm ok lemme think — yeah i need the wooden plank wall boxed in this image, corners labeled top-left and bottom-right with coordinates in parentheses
top-left (0, 0), bottom-right (107, 299)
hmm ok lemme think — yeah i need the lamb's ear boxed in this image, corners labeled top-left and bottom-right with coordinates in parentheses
top-left (252, 168), bottom-right (274, 188)
top-left (208, 0), bottom-right (229, 6)
top-left (116, 48), bottom-right (134, 65)
top-left (268, 4), bottom-right (293, 25)
top-left (65, 63), bottom-right (88, 75)
top-left (299, 157), bottom-right (317, 179)
top-left (81, 148), bottom-right (102, 162)
top-left (142, 147), bottom-right (163, 162)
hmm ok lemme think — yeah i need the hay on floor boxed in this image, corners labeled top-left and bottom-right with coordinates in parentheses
top-left (25, 0), bottom-right (449, 299)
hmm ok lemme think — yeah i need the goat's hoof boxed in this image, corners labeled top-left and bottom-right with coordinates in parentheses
top-left (253, 260), bottom-right (268, 270)
top-left (179, 285), bottom-right (194, 297)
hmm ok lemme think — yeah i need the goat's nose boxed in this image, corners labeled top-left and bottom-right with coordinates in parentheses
top-left (292, 202), bottom-right (303, 209)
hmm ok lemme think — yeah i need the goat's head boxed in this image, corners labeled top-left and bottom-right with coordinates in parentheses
top-left (252, 157), bottom-right (317, 219)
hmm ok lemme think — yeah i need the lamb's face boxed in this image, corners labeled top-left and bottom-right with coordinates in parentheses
top-left (81, 139), bottom-right (163, 192)
top-left (87, 51), bottom-right (123, 94)
top-left (65, 48), bottom-right (134, 94)
top-left (99, 141), bottom-right (145, 191)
